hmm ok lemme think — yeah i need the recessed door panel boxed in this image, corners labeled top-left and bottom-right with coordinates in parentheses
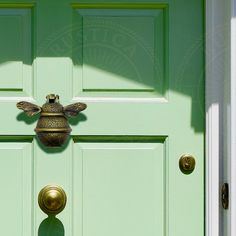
top-left (0, 8), bottom-right (32, 96)
top-left (0, 142), bottom-right (32, 236)
top-left (74, 141), bottom-right (165, 236)
top-left (73, 8), bottom-right (165, 97)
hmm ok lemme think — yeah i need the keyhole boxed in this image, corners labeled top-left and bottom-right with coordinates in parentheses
top-left (184, 157), bottom-right (191, 169)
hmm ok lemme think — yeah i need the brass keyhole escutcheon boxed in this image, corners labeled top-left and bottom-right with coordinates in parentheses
top-left (179, 154), bottom-right (196, 174)
top-left (221, 183), bottom-right (229, 209)
top-left (38, 185), bottom-right (67, 215)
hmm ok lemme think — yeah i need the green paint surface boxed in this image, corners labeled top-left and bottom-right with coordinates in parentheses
top-left (0, 0), bottom-right (204, 236)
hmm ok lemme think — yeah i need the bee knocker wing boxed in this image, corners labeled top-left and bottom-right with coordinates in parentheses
top-left (64, 102), bottom-right (87, 117)
top-left (16, 101), bottom-right (41, 117)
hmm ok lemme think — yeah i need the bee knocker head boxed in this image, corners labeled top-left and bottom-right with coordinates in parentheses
top-left (16, 94), bottom-right (87, 147)
top-left (46, 94), bottom-right (59, 103)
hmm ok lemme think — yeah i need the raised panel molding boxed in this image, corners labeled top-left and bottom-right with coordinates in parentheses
top-left (0, 8), bottom-right (33, 97)
top-left (72, 4), bottom-right (168, 100)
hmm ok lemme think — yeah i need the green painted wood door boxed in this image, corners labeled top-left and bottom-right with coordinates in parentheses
top-left (0, 0), bottom-right (204, 236)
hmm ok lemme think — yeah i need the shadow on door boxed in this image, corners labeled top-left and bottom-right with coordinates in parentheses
top-left (38, 216), bottom-right (64, 236)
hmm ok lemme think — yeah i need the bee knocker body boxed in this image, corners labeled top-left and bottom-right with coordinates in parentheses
top-left (17, 94), bottom-right (87, 147)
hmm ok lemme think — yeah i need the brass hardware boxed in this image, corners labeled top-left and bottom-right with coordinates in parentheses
top-left (40, 112), bottom-right (65, 116)
top-left (16, 94), bottom-right (87, 147)
top-left (179, 154), bottom-right (196, 174)
top-left (34, 128), bottom-right (72, 132)
top-left (221, 183), bottom-right (229, 209)
top-left (38, 185), bottom-right (67, 215)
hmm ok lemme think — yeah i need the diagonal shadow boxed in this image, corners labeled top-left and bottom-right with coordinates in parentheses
top-left (0, 2), bottom-right (206, 133)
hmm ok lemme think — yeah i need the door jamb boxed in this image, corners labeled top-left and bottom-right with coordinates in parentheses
top-left (228, 1), bottom-right (236, 236)
top-left (206, 0), bottom-right (232, 236)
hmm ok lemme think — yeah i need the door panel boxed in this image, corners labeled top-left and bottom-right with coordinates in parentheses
top-left (74, 141), bottom-right (165, 236)
top-left (0, 7), bottom-right (32, 96)
top-left (0, 142), bottom-right (32, 235)
top-left (73, 8), bottom-right (165, 95)
top-left (0, 1), bottom-right (204, 236)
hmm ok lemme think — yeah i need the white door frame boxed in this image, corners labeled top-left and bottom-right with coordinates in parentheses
top-left (229, 1), bottom-right (236, 235)
top-left (206, 0), bottom-right (233, 236)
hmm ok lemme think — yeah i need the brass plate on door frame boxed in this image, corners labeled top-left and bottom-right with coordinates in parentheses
top-left (179, 154), bottom-right (196, 175)
top-left (221, 183), bottom-right (229, 209)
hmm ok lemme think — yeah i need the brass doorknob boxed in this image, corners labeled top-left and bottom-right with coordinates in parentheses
top-left (38, 185), bottom-right (67, 215)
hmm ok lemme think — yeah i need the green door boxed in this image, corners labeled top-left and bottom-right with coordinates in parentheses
top-left (0, 0), bottom-right (204, 236)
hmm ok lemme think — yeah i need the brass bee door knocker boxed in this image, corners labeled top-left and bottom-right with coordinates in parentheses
top-left (16, 94), bottom-right (87, 147)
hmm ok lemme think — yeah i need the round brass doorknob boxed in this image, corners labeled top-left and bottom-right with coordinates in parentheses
top-left (38, 185), bottom-right (67, 215)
